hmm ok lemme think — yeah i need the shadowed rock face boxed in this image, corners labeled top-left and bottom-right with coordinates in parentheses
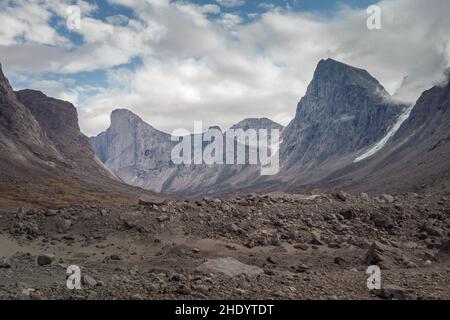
top-left (91, 109), bottom-right (176, 192)
top-left (0, 63), bottom-right (149, 207)
top-left (91, 109), bottom-right (284, 194)
top-left (322, 72), bottom-right (450, 193)
top-left (0, 63), bottom-right (58, 161)
top-left (280, 59), bottom-right (406, 172)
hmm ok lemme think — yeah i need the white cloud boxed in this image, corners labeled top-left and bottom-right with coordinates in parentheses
top-left (216, 0), bottom-right (245, 8)
top-left (1, 0), bottom-right (449, 137)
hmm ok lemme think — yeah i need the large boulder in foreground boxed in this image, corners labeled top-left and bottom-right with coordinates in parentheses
top-left (196, 257), bottom-right (263, 277)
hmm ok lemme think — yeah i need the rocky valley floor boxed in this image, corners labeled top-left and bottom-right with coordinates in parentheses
top-left (0, 191), bottom-right (449, 300)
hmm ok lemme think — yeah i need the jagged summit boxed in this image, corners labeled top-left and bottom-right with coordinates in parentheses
top-left (0, 62), bottom-right (18, 103)
top-left (111, 108), bottom-right (143, 124)
top-left (230, 117), bottom-right (283, 131)
top-left (109, 108), bottom-right (165, 137)
top-left (111, 108), bottom-right (141, 119)
top-left (308, 58), bottom-right (388, 99)
top-left (280, 58), bottom-right (405, 177)
top-left (0, 62), bottom-right (150, 207)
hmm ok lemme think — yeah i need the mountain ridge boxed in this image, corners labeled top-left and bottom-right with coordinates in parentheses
top-left (0, 63), bottom-right (154, 208)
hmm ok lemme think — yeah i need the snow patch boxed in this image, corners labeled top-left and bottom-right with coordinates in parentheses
top-left (354, 105), bottom-right (414, 163)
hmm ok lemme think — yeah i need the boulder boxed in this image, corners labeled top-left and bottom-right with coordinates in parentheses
top-left (139, 195), bottom-right (166, 206)
top-left (196, 257), bottom-right (263, 277)
top-left (0, 257), bottom-right (11, 268)
top-left (364, 241), bottom-right (400, 268)
top-left (82, 275), bottom-right (97, 287)
top-left (374, 285), bottom-right (411, 300)
top-left (335, 191), bottom-right (348, 202)
top-left (372, 213), bottom-right (394, 229)
top-left (36, 254), bottom-right (53, 266)
top-left (157, 215), bottom-right (170, 223)
top-left (437, 240), bottom-right (450, 261)
top-left (381, 194), bottom-right (395, 203)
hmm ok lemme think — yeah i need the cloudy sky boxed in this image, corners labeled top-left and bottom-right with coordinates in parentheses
top-left (0, 0), bottom-right (449, 136)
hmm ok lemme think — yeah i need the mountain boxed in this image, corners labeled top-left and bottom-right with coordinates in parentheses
top-left (274, 58), bottom-right (406, 188)
top-left (91, 58), bottom-right (411, 195)
top-left (230, 117), bottom-right (284, 132)
top-left (91, 109), bottom-right (176, 193)
top-left (0, 63), bottom-right (149, 207)
top-left (322, 71), bottom-right (450, 193)
top-left (91, 110), bottom-right (284, 194)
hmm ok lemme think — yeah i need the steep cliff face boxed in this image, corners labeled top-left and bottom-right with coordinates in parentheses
top-left (324, 72), bottom-right (450, 193)
top-left (91, 110), bottom-right (284, 194)
top-left (278, 59), bottom-right (406, 185)
top-left (0, 63), bottom-right (62, 182)
top-left (91, 109), bottom-right (176, 192)
top-left (0, 63), bottom-right (148, 207)
top-left (0, 63), bottom-right (62, 167)
top-left (15, 89), bottom-right (119, 182)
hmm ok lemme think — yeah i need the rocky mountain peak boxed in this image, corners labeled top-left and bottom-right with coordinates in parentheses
top-left (207, 125), bottom-right (222, 132)
top-left (109, 109), bottom-right (165, 137)
top-left (0, 62), bottom-right (18, 103)
top-left (230, 117), bottom-right (283, 131)
top-left (110, 108), bottom-right (143, 126)
top-left (281, 58), bottom-right (405, 175)
top-left (308, 58), bottom-right (388, 99)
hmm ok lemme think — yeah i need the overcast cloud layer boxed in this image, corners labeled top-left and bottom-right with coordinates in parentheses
top-left (0, 0), bottom-right (449, 136)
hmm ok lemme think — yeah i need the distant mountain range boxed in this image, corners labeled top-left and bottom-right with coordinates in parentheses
top-left (91, 58), bottom-right (449, 196)
top-left (0, 58), bottom-right (449, 203)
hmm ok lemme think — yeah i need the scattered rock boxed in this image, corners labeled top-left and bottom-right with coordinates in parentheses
top-left (364, 242), bottom-right (398, 268)
top-left (56, 218), bottom-right (72, 232)
top-left (16, 207), bottom-right (28, 219)
top-left (372, 213), bottom-right (394, 229)
top-left (293, 243), bottom-right (309, 251)
top-left (374, 285), bottom-right (411, 300)
top-left (334, 256), bottom-right (347, 266)
top-left (169, 272), bottom-right (187, 282)
top-left (437, 240), bottom-right (450, 261)
top-left (0, 258), bottom-right (11, 268)
top-left (109, 254), bottom-right (122, 261)
top-left (335, 191), bottom-right (348, 202)
top-left (295, 264), bottom-right (309, 273)
top-left (381, 194), bottom-right (395, 203)
top-left (266, 256), bottom-right (277, 264)
top-left (310, 231), bottom-right (324, 245)
top-left (36, 254), bottom-right (53, 266)
top-left (139, 195), bottom-right (166, 206)
top-left (157, 215), bottom-right (170, 223)
top-left (339, 209), bottom-right (354, 220)
top-left (45, 210), bottom-right (57, 217)
top-left (82, 275), bottom-right (97, 287)
top-left (420, 224), bottom-right (444, 237)
top-left (230, 223), bottom-right (240, 232)
top-left (196, 257), bottom-right (263, 277)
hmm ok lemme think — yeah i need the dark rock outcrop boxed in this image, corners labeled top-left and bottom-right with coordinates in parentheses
top-left (0, 63), bottom-right (149, 207)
